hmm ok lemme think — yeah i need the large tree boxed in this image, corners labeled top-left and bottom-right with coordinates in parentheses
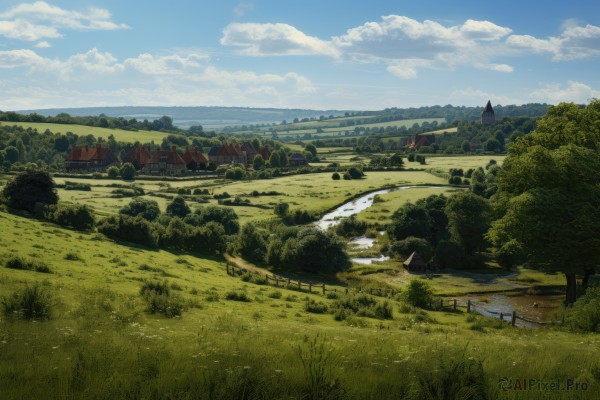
top-left (487, 100), bottom-right (600, 304)
top-left (445, 192), bottom-right (492, 256)
top-left (3, 169), bottom-right (58, 212)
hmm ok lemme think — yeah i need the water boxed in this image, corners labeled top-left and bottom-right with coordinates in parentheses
top-left (468, 294), bottom-right (563, 328)
top-left (351, 255), bottom-right (391, 265)
top-left (347, 236), bottom-right (375, 250)
top-left (316, 185), bottom-right (446, 230)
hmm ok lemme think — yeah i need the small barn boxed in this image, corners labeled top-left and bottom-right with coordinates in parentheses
top-left (403, 251), bottom-right (428, 273)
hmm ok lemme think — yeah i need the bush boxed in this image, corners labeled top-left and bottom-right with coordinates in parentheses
top-left (63, 181), bottom-right (91, 191)
top-left (166, 196), bottom-right (191, 218)
top-left (225, 291), bottom-right (251, 302)
top-left (331, 172), bottom-right (340, 180)
top-left (391, 236), bottom-right (433, 262)
top-left (120, 198), bottom-right (161, 221)
top-left (403, 279), bottom-right (433, 308)
top-left (433, 240), bottom-right (465, 268)
top-left (346, 166), bottom-right (364, 179)
top-left (305, 299), bottom-right (329, 314)
top-left (566, 286), bottom-right (600, 332)
top-left (2, 285), bottom-right (54, 320)
top-left (2, 169), bottom-right (58, 212)
top-left (98, 214), bottom-right (161, 248)
top-left (5, 256), bottom-right (51, 273)
top-left (47, 203), bottom-right (95, 230)
top-left (140, 280), bottom-right (184, 317)
top-left (120, 162), bottom-right (136, 180)
top-left (334, 215), bottom-right (368, 237)
top-left (332, 294), bottom-right (393, 320)
top-left (107, 166), bottom-right (119, 178)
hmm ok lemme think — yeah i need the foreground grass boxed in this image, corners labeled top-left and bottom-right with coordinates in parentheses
top-left (1, 211), bottom-right (599, 399)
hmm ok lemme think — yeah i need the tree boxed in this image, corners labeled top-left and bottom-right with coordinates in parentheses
top-left (274, 202), bottom-right (289, 217)
top-left (3, 169), bottom-right (58, 212)
top-left (120, 162), bottom-right (136, 180)
top-left (332, 172), bottom-right (340, 180)
top-left (461, 141), bottom-right (471, 153)
top-left (388, 203), bottom-right (431, 241)
top-left (304, 143), bottom-right (317, 158)
top-left (120, 198), bottom-right (161, 221)
top-left (252, 154), bottom-right (265, 170)
top-left (4, 146), bottom-right (19, 163)
top-left (445, 192), bottom-right (491, 256)
top-left (236, 223), bottom-right (267, 262)
top-left (391, 236), bottom-right (433, 262)
top-left (269, 152), bottom-right (281, 168)
top-left (488, 100), bottom-right (600, 304)
top-left (166, 196), bottom-right (191, 218)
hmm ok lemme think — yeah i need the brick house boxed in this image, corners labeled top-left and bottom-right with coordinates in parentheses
top-left (122, 146), bottom-right (151, 170)
top-left (65, 144), bottom-right (116, 172)
top-left (142, 146), bottom-right (186, 176)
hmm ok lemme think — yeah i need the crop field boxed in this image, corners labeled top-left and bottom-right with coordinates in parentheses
top-left (2, 122), bottom-right (174, 143)
top-left (422, 155), bottom-right (506, 171)
top-left (1, 209), bottom-right (599, 399)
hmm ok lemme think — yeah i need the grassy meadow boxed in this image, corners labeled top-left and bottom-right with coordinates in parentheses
top-left (2, 121), bottom-right (174, 143)
top-left (1, 210), bottom-right (599, 399)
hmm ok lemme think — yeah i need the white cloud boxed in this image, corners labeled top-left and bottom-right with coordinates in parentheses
top-left (459, 19), bottom-right (512, 41)
top-left (506, 24), bottom-right (600, 60)
top-left (474, 62), bottom-right (513, 72)
top-left (450, 88), bottom-right (525, 106)
top-left (221, 22), bottom-right (340, 57)
top-left (529, 81), bottom-right (600, 103)
top-left (0, 48), bottom-right (318, 110)
top-left (0, 1), bottom-right (128, 42)
top-left (34, 40), bottom-right (51, 48)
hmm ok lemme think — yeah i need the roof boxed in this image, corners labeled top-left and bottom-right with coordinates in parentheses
top-left (182, 147), bottom-right (208, 164)
top-left (146, 146), bottom-right (186, 165)
top-left (483, 100), bottom-right (494, 113)
top-left (217, 143), bottom-right (245, 157)
top-left (289, 153), bottom-right (307, 161)
top-left (66, 144), bottom-right (112, 161)
top-left (208, 146), bottom-right (220, 157)
top-left (257, 147), bottom-right (271, 160)
top-left (123, 146), bottom-right (151, 165)
top-left (241, 142), bottom-right (256, 153)
top-left (403, 251), bottom-right (427, 268)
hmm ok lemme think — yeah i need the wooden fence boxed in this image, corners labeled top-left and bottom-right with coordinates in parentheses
top-left (225, 262), bottom-right (561, 328)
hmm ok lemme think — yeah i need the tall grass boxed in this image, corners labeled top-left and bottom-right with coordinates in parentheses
top-left (1, 284), bottom-right (54, 320)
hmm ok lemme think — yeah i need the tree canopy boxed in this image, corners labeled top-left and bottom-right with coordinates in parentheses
top-left (2, 169), bottom-right (58, 212)
top-left (488, 100), bottom-right (600, 304)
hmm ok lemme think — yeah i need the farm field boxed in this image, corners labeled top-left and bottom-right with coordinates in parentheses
top-left (2, 121), bottom-right (174, 143)
top-left (1, 209), bottom-right (598, 399)
top-left (422, 155), bottom-right (506, 170)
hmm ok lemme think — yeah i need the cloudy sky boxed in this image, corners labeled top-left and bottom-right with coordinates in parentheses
top-left (1, 0), bottom-right (599, 111)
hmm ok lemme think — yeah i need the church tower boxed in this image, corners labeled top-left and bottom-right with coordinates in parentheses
top-left (481, 100), bottom-right (495, 125)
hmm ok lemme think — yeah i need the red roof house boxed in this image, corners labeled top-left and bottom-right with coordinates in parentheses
top-left (122, 146), bottom-right (151, 170)
top-left (65, 144), bottom-right (116, 171)
top-left (182, 147), bottom-right (209, 170)
top-left (142, 146), bottom-right (186, 176)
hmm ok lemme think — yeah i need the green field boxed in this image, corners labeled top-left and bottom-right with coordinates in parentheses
top-left (2, 121), bottom-right (174, 143)
top-left (1, 207), bottom-right (599, 399)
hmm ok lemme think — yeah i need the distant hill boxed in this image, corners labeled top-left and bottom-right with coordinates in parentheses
top-left (15, 106), bottom-right (348, 130)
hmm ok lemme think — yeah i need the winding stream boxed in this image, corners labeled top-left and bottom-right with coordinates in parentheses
top-left (316, 186), bottom-right (447, 264)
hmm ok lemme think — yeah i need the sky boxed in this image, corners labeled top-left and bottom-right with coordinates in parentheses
top-left (1, 0), bottom-right (599, 111)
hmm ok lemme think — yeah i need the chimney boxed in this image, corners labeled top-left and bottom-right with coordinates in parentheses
top-left (171, 145), bottom-right (177, 152)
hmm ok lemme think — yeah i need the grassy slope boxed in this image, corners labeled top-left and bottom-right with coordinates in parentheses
top-left (3, 121), bottom-right (173, 143)
top-left (1, 211), bottom-right (599, 399)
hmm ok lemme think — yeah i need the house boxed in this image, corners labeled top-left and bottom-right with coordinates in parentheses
top-left (257, 146), bottom-right (271, 161)
top-left (481, 100), bottom-right (495, 125)
top-left (406, 134), bottom-right (435, 151)
top-left (182, 147), bottom-right (208, 170)
top-left (211, 143), bottom-right (246, 166)
top-left (65, 144), bottom-right (116, 172)
top-left (241, 142), bottom-right (257, 165)
top-left (142, 146), bottom-right (186, 176)
top-left (288, 153), bottom-right (309, 167)
top-left (403, 251), bottom-right (429, 273)
top-left (122, 146), bottom-right (151, 170)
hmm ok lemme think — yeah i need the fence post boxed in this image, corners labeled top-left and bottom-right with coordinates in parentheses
top-left (322, 285), bottom-right (326, 295)
top-left (467, 299), bottom-right (471, 313)
top-left (440, 298), bottom-right (443, 309)
top-left (345, 288), bottom-right (348, 295)
top-left (453, 299), bottom-right (457, 311)
top-left (308, 283), bottom-right (312, 293)
top-left (275, 277), bottom-right (279, 287)
top-left (511, 311), bottom-right (516, 327)
top-left (226, 263), bottom-right (230, 275)
top-left (500, 312), bottom-right (504, 321)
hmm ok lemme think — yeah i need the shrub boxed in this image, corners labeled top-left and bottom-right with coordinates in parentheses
top-left (120, 198), bottom-right (161, 221)
top-left (331, 172), bottom-right (340, 180)
top-left (566, 286), bottom-right (600, 332)
top-left (391, 236), bottom-right (433, 262)
top-left (346, 166), bottom-right (364, 179)
top-left (63, 181), bottom-right (91, 191)
top-left (98, 214), bottom-right (161, 248)
top-left (140, 280), bottom-right (184, 317)
top-left (305, 299), bottom-right (329, 314)
top-left (119, 162), bottom-right (136, 180)
top-left (335, 215), bottom-right (368, 237)
top-left (5, 256), bottom-right (51, 273)
top-left (107, 166), bottom-right (119, 178)
top-left (225, 291), bottom-right (251, 302)
top-left (2, 285), bottom-right (54, 320)
top-left (64, 252), bottom-right (81, 261)
top-left (403, 279), bottom-right (433, 308)
top-left (2, 170), bottom-right (58, 212)
top-left (332, 294), bottom-right (393, 320)
top-left (47, 203), bottom-right (95, 230)
top-left (268, 290), bottom-right (282, 299)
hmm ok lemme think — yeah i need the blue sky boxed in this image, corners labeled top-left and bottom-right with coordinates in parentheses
top-left (1, 0), bottom-right (599, 111)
